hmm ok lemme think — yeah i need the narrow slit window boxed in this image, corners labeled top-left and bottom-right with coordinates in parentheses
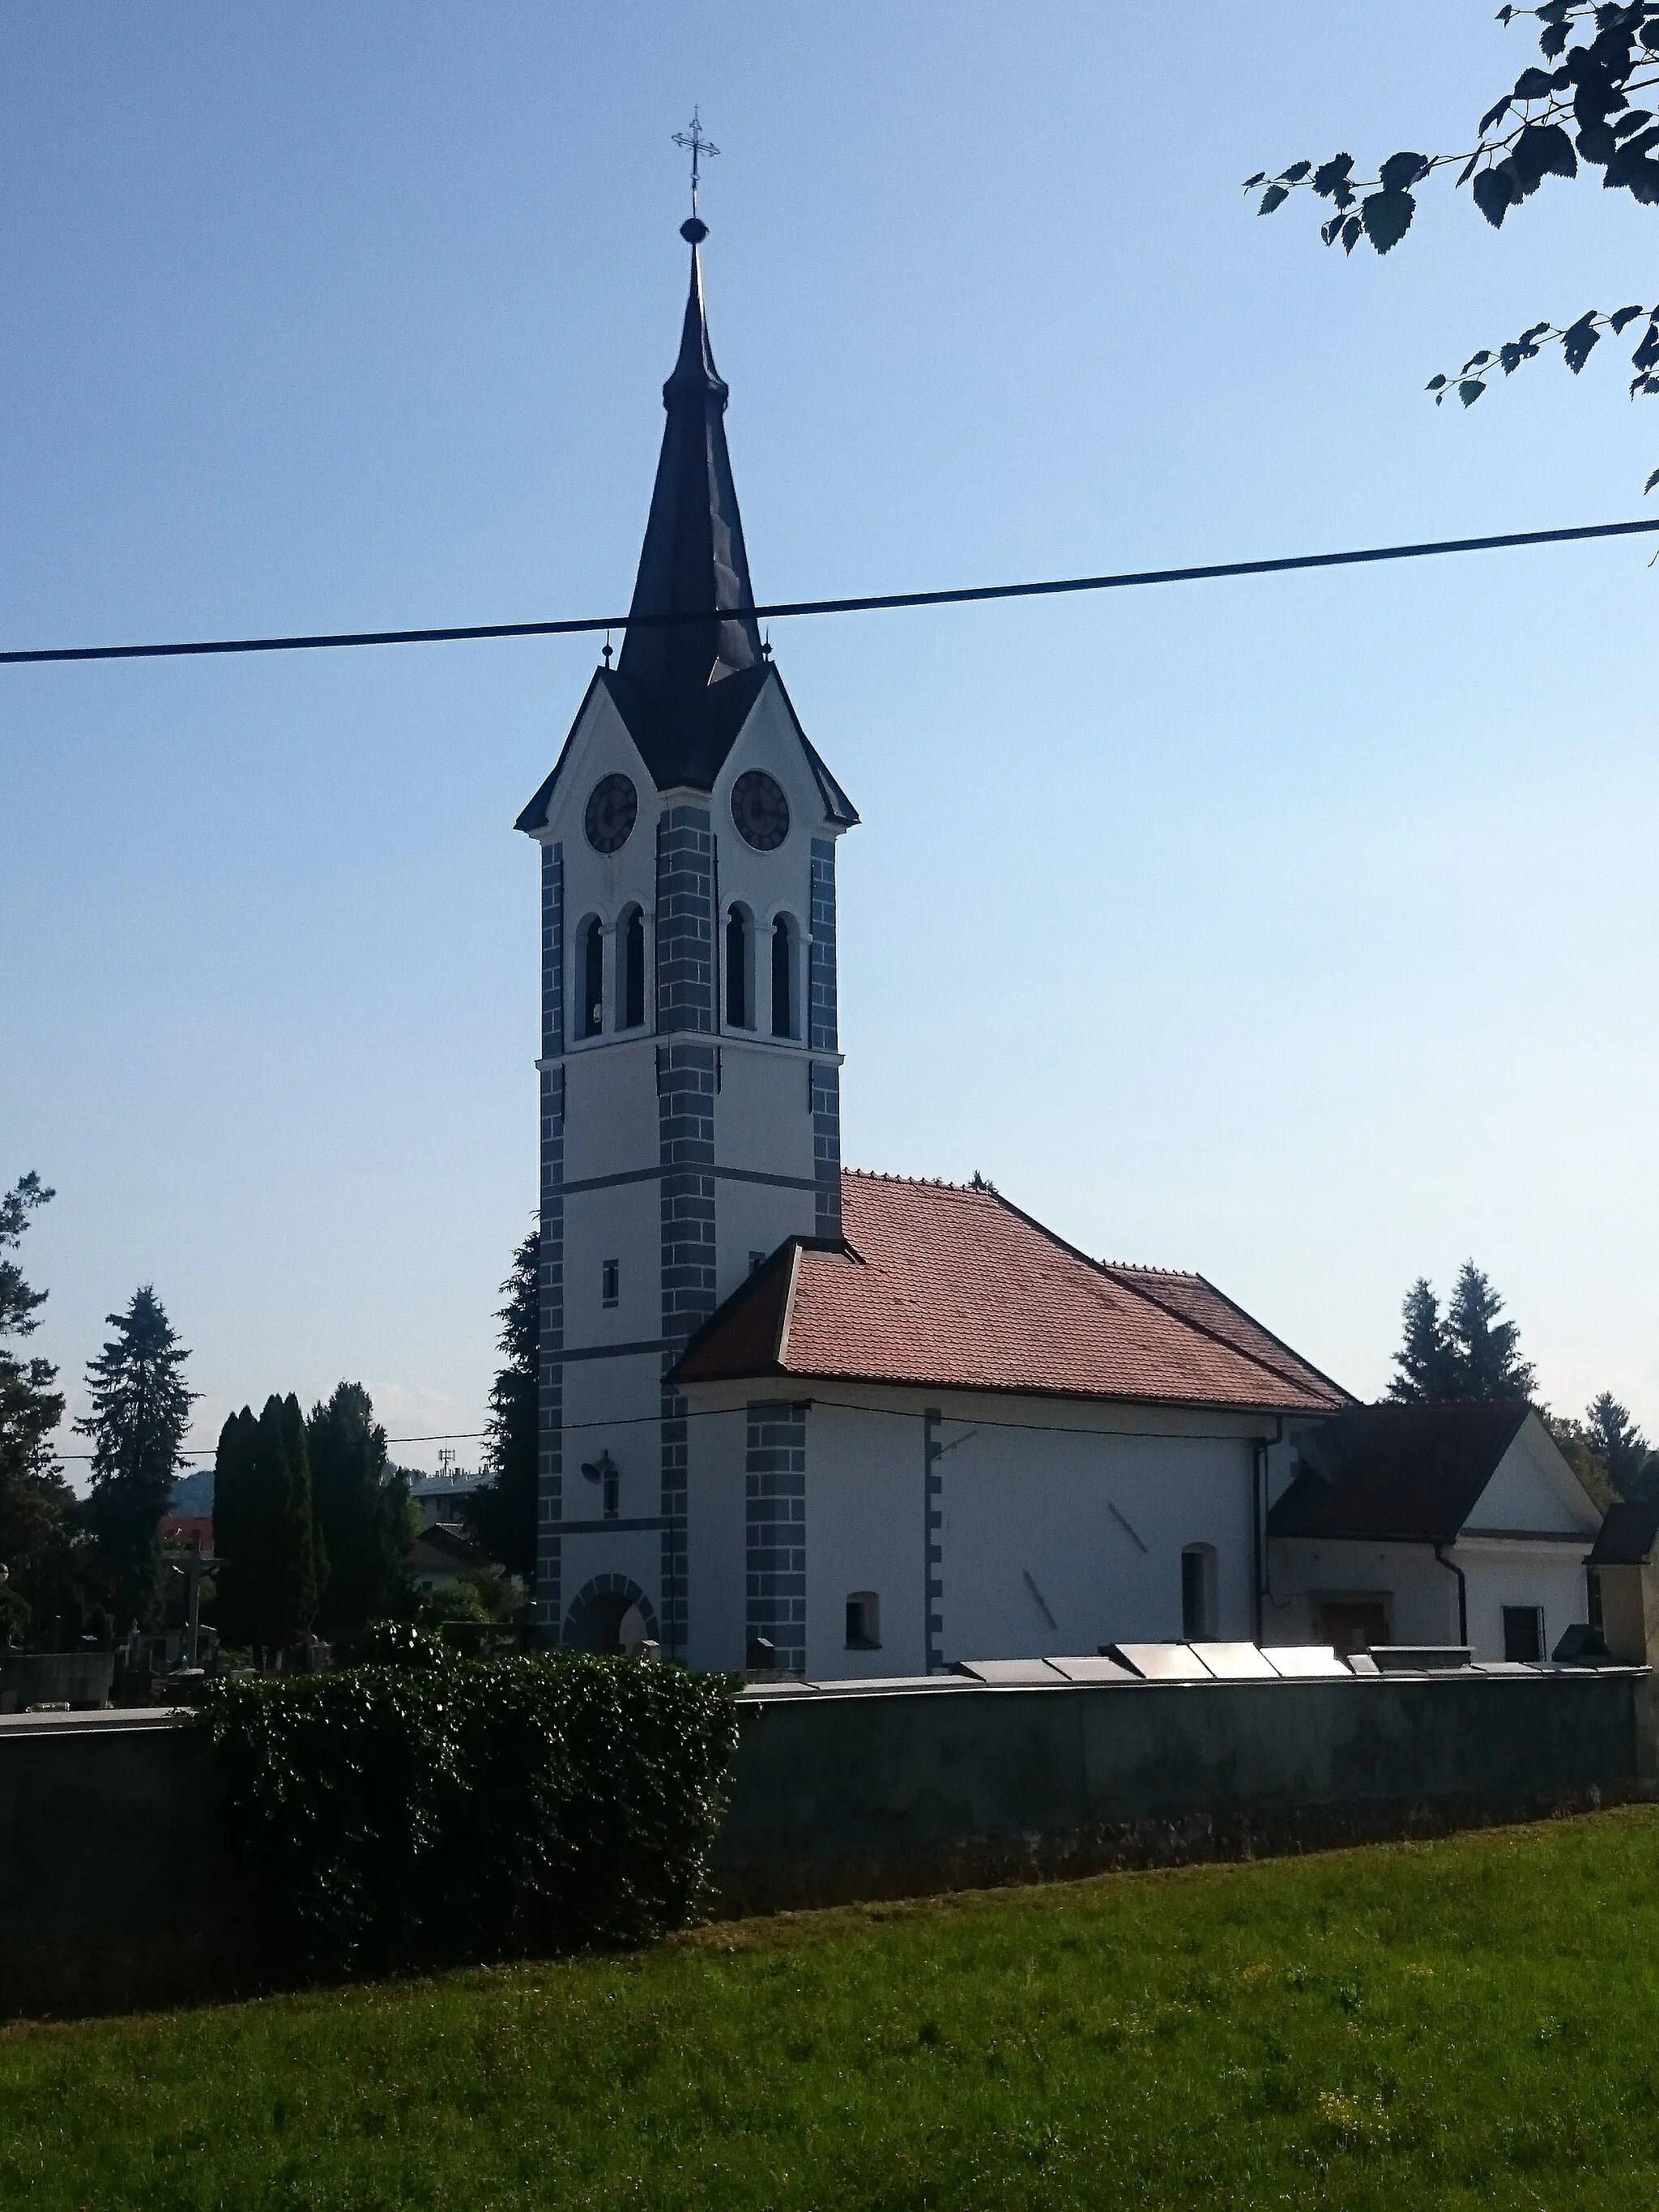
top-left (726, 906), bottom-right (748, 1028)
top-left (622, 907), bottom-right (646, 1029)
top-left (601, 1259), bottom-right (620, 1309)
top-left (845, 1591), bottom-right (881, 1650)
top-left (771, 915), bottom-right (794, 1038)
top-left (581, 918), bottom-right (603, 1038)
top-left (1180, 1544), bottom-right (1217, 1642)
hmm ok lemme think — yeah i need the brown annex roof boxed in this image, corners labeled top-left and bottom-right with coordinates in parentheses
top-left (671, 1171), bottom-right (1351, 1415)
top-left (1266, 1402), bottom-right (1536, 1545)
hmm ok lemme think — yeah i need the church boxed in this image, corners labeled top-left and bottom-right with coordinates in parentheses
top-left (514, 211), bottom-right (1601, 1678)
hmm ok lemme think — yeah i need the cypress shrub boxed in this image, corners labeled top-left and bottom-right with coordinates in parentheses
top-left (201, 1654), bottom-right (741, 1980)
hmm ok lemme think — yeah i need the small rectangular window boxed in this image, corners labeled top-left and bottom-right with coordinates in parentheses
top-left (601, 1259), bottom-right (620, 1308)
top-left (1589, 1571), bottom-right (1605, 1634)
top-left (748, 1249), bottom-right (766, 1276)
top-left (1503, 1605), bottom-right (1544, 1663)
top-left (845, 1591), bottom-right (881, 1650)
top-left (1180, 1545), bottom-right (1217, 1642)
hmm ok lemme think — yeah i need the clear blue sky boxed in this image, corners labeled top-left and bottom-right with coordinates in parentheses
top-left (4, 2), bottom-right (1655, 1473)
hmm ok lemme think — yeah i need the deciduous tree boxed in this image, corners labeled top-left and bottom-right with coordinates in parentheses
top-left (0, 1174), bottom-right (78, 1643)
top-left (1247, 2), bottom-right (1659, 487)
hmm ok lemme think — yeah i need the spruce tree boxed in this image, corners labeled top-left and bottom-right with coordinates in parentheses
top-left (1585, 1392), bottom-right (1654, 1500)
top-left (307, 1382), bottom-right (411, 1632)
top-left (1444, 1262), bottom-right (1536, 1404)
top-left (76, 1286), bottom-right (196, 1627)
top-left (463, 1224), bottom-right (539, 1582)
top-left (1388, 1278), bottom-right (1455, 1402)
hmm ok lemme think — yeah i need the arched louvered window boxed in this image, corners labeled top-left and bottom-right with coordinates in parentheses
top-left (771, 914), bottom-right (795, 1039)
top-left (621, 906), bottom-right (646, 1029)
top-left (580, 917), bottom-right (603, 1038)
top-left (726, 905), bottom-right (750, 1029)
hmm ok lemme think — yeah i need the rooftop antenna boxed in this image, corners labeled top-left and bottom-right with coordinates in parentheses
top-left (672, 106), bottom-right (719, 228)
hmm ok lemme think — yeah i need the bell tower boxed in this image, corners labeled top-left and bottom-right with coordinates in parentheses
top-left (515, 207), bottom-right (857, 1656)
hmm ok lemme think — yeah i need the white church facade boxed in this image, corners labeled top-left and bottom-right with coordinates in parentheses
top-left (514, 212), bottom-right (1602, 1677)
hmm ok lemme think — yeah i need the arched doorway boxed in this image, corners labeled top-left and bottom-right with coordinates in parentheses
top-left (562, 1574), bottom-right (659, 1655)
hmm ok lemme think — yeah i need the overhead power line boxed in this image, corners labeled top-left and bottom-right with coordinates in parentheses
top-left (3, 516), bottom-right (1658, 668)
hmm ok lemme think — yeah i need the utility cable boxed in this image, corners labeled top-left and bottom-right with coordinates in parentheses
top-left (4, 515), bottom-right (1658, 667)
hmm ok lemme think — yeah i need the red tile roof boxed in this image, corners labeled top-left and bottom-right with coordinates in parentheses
top-left (673, 1171), bottom-right (1351, 1414)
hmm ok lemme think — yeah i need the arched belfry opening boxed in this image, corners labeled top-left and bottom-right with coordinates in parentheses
top-left (579, 917), bottom-right (604, 1038)
top-left (620, 905), bottom-right (646, 1030)
top-left (726, 904), bottom-right (752, 1029)
top-left (771, 914), bottom-right (796, 1039)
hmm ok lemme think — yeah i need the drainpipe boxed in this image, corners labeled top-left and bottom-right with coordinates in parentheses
top-left (1433, 1541), bottom-right (1468, 1647)
top-left (1252, 1417), bottom-right (1283, 1642)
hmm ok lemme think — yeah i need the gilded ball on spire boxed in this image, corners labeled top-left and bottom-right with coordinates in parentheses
top-left (680, 216), bottom-right (708, 245)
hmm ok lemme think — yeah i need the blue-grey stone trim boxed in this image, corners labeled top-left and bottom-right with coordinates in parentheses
top-left (808, 838), bottom-right (842, 1240)
top-left (924, 1406), bottom-right (944, 1673)
top-left (557, 1515), bottom-right (676, 1536)
top-left (555, 1163), bottom-right (817, 1198)
top-left (747, 1400), bottom-right (808, 1673)
top-left (536, 839), bottom-right (566, 1635)
top-left (655, 805), bottom-right (715, 1659)
top-left (560, 1338), bottom-right (675, 1362)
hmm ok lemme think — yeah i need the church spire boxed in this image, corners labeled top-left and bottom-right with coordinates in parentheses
top-left (614, 214), bottom-right (763, 715)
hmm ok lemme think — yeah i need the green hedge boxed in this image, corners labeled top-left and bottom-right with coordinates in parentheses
top-left (202, 1654), bottom-right (741, 1980)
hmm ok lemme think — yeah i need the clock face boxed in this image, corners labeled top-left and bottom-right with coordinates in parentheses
top-left (584, 773), bottom-right (637, 855)
top-left (731, 770), bottom-right (790, 853)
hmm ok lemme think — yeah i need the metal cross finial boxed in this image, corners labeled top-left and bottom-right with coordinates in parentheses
top-left (672, 108), bottom-right (719, 215)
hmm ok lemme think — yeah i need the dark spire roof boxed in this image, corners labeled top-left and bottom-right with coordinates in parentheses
top-left (614, 219), bottom-right (762, 725)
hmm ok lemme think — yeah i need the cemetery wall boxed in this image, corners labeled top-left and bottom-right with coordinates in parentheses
top-left (0, 1667), bottom-right (1653, 2014)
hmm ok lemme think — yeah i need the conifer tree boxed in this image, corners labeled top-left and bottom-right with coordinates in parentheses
top-left (1388, 1278), bottom-right (1457, 1402)
top-left (76, 1286), bottom-right (196, 1627)
top-left (1585, 1392), bottom-right (1654, 1498)
top-left (0, 1174), bottom-right (78, 1641)
top-left (307, 1382), bottom-right (411, 1632)
top-left (1444, 1262), bottom-right (1537, 1403)
top-left (463, 1224), bottom-right (539, 1582)
top-left (212, 1395), bottom-right (326, 1654)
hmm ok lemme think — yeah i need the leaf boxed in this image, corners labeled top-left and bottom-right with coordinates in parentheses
top-left (1258, 184), bottom-right (1290, 215)
top-left (1496, 6), bottom-right (1514, 23)
top-left (1341, 214), bottom-right (1363, 253)
top-left (1578, 118), bottom-right (1620, 163)
top-left (1462, 348), bottom-right (1495, 371)
top-left (1644, 467), bottom-right (1659, 492)
top-left (1459, 379), bottom-right (1488, 406)
top-left (1280, 160), bottom-right (1313, 184)
top-left (1473, 164), bottom-right (1520, 224)
top-left (1540, 21), bottom-right (1571, 56)
top-left (1242, 171), bottom-right (1266, 190)
top-left (1614, 107), bottom-right (1655, 136)
top-left (1562, 312), bottom-right (1602, 371)
top-left (1610, 303), bottom-right (1647, 331)
top-left (1362, 186), bottom-right (1416, 251)
top-left (1511, 122), bottom-right (1579, 187)
top-left (1514, 66), bottom-right (1557, 98)
top-left (1427, 373), bottom-right (1448, 390)
top-left (1643, 22), bottom-right (1659, 51)
top-left (1379, 149), bottom-right (1431, 192)
top-left (1521, 320), bottom-right (1553, 343)
top-left (1631, 319), bottom-right (1659, 373)
top-left (1535, 1), bottom-right (1572, 23)
top-left (1457, 150), bottom-right (1482, 187)
top-left (1311, 152), bottom-right (1354, 198)
top-left (1480, 96), bottom-right (1512, 133)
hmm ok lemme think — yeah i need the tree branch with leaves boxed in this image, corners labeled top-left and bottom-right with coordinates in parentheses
top-left (1246, 2), bottom-right (1659, 487)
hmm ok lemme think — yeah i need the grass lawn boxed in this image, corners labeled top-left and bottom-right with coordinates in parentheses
top-left (7, 1808), bottom-right (1659, 2210)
